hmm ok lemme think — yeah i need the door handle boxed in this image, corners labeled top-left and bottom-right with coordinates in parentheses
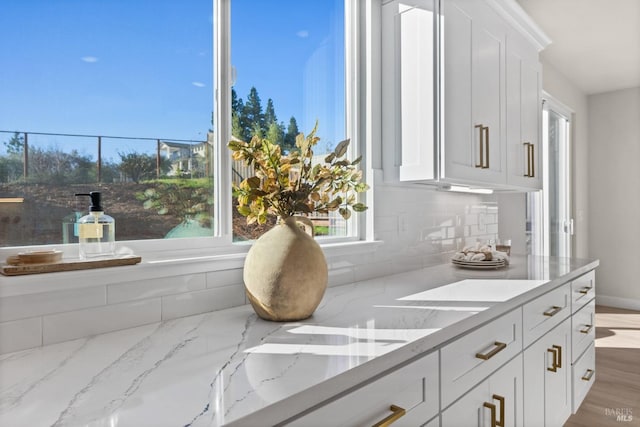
top-left (475, 124), bottom-right (484, 168)
top-left (372, 404), bottom-right (406, 427)
top-left (483, 394), bottom-right (505, 427)
top-left (547, 344), bottom-right (563, 372)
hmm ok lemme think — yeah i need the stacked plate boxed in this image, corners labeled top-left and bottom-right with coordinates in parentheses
top-left (451, 258), bottom-right (507, 269)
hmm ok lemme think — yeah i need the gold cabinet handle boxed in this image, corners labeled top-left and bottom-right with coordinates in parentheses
top-left (372, 404), bottom-right (406, 427)
top-left (475, 124), bottom-right (484, 168)
top-left (580, 324), bottom-right (593, 334)
top-left (483, 126), bottom-right (490, 169)
top-left (475, 341), bottom-right (507, 360)
top-left (523, 142), bottom-right (531, 177)
top-left (543, 305), bottom-right (563, 317)
top-left (582, 369), bottom-right (595, 381)
top-left (547, 344), bottom-right (563, 372)
top-left (483, 394), bottom-right (505, 427)
top-left (529, 143), bottom-right (535, 177)
top-left (579, 286), bottom-right (593, 294)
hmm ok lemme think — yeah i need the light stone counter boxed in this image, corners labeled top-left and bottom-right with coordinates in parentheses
top-left (0, 256), bottom-right (598, 426)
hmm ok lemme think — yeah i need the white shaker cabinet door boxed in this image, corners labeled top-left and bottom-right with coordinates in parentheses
top-left (441, 355), bottom-right (523, 427)
top-left (506, 30), bottom-right (542, 190)
top-left (443, 0), bottom-right (507, 186)
top-left (523, 318), bottom-right (572, 427)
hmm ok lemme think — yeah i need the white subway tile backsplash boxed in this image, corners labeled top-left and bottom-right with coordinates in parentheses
top-left (107, 274), bottom-right (206, 304)
top-left (0, 287), bottom-right (106, 323)
top-left (161, 285), bottom-right (245, 320)
top-left (0, 317), bottom-right (42, 355)
top-left (43, 299), bottom-right (161, 345)
top-left (206, 268), bottom-right (243, 289)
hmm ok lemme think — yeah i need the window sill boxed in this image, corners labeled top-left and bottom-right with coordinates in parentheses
top-left (0, 240), bottom-right (382, 298)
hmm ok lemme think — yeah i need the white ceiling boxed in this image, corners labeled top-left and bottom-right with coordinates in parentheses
top-left (516, 0), bottom-right (640, 95)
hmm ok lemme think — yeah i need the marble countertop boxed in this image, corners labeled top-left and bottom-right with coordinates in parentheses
top-left (0, 256), bottom-right (598, 427)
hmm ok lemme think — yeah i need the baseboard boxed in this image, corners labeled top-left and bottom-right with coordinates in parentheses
top-left (596, 295), bottom-right (640, 311)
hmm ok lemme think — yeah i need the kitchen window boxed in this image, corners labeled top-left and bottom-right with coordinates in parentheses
top-left (0, 0), bottom-right (363, 256)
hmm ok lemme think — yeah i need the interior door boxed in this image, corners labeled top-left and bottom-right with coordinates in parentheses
top-left (527, 95), bottom-right (573, 257)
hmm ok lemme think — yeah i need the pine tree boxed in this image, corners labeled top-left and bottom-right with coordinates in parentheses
top-left (243, 87), bottom-right (264, 141)
top-left (266, 121), bottom-right (285, 148)
top-left (283, 117), bottom-right (299, 153)
top-left (264, 98), bottom-right (277, 126)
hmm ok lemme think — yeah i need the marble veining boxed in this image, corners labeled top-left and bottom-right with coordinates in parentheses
top-left (0, 256), bottom-right (598, 427)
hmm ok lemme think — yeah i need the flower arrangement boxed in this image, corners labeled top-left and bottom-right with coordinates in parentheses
top-left (228, 123), bottom-right (368, 225)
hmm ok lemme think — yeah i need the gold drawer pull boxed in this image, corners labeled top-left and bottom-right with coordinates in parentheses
top-left (582, 369), bottom-right (595, 381)
top-left (483, 126), bottom-right (490, 169)
top-left (580, 324), bottom-right (593, 334)
top-left (579, 286), bottom-right (593, 294)
top-left (483, 394), bottom-right (505, 427)
top-left (543, 305), bottom-right (563, 317)
top-left (547, 344), bottom-right (563, 372)
top-left (475, 124), bottom-right (484, 168)
top-left (476, 341), bottom-right (507, 360)
top-left (372, 404), bottom-right (406, 427)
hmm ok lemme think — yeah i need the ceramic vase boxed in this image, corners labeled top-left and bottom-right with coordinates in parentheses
top-left (243, 216), bottom-right (328, 321)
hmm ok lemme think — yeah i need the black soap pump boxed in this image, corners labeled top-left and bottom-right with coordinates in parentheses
top-left (74, 192), bottom-right (115, 259)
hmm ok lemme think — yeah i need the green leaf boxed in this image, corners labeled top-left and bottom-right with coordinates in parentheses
top-left (324, 152), bottom-right (336, 163)
top-left (237, 205), bottom-right (252, 216)
top-left (355, 182), bottom-right (369, 192)
top-left (339, 207), bottom-right (351, 220)
top-left (351, 155), bottom-right (362, 166)
top-left (352, 203), bottom-right (368, 212)
top-left (246, 176), bottom-right (261, 188)
top-left (333, 138), bottom-right (350, 158)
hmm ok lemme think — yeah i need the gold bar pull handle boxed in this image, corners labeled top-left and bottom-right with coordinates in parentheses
top-left (543, 305), bottom-right (563, 317)
top-left (483, 395), bottom-right (505, 427)
top-left (553, 344), bottom-right (562, 368)
top-left (582, 369), bottom-right (595, 381)
top-left (475, 124), bottom-right (484, 168)
top-left (475, 341), bottom-right (507, 360)
top-left (483, 126), bottom-right (490, 168)
top-left (579, 286), bottom-right (593, 294)
top-left (580, 324), bottom-right (593, 334)
top-left (523, 142), bottom-right (531, 176)
top-left (372, 404), bottom-right (406, 427)
top-left (547, 347), bottom-right (558, 372)
top-left (529, 143), bottom-right (535, 177)
top-left (483, 402), bottom-right (497, 427)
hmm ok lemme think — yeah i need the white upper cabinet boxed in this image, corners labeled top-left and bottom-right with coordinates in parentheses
top-left (506, 29), bottom-right (543, 189)
top-left (382, 0), bottom-right (550, 191)
top-left (443, 0), bottom-right (508, 186)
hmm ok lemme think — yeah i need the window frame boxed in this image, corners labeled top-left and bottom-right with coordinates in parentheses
top-left (0, 0), bottom-right (370, 263)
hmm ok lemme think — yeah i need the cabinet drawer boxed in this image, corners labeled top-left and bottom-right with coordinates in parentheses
top-left (571, 270), bottom-right (595, 313)
top-left (572, 299), bottom-right (595, 363)
top-left (287, 351), bottom-right (439, 426)
top-left (523, 284), bottom-right (570, 347)
top-left (572, 342), bottom-right (595, 413)
top-left (441, 308), bottom-right (522, 408)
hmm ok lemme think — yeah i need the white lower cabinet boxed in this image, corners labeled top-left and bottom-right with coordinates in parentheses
top-left (442, 355), bottom-right (523, 427)
top-left (572, 342), bottom-right (595, 413)
top-left (523, 317), bottom-right (572, 427)
top-left (286, 351), bottom-right (439, 426)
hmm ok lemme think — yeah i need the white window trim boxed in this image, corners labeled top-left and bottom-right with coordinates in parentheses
top-left (0, 0), bottom-right (378, 292)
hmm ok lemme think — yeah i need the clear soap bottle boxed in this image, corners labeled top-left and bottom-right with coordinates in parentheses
top-left (75, 192), bottom-right (115, 259)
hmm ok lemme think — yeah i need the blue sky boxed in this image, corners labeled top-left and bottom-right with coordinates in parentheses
top-left (0, 0), bottom-right (345, 160)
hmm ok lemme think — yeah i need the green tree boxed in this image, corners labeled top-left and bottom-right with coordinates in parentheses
top-left (4, 132), bottom-right (24, 155)
top-left (266, 121), bottom-right (285, 148)
top-left (243, 86), bottom-right (264, 140)
top-left (283, 116), bottom-right (299, 153)
top-left (118, 151), bottom-right (162, 183)
top-left (264, 98), bottom-right (277, 126)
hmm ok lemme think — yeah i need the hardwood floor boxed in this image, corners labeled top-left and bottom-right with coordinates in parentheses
top-left (564, 306), bottom-right (640, 427)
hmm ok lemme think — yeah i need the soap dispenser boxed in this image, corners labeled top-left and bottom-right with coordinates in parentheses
top-left (75, 192), bottom-right (115, 259)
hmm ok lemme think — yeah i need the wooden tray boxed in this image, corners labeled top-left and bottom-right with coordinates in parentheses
top-left (1, 256), bottom-right (142, 276)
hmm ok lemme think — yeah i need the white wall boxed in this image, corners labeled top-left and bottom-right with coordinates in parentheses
top-left (588, 87), bottom-right (640, 310)
top-left (540, 59), bottom-right (590, 259)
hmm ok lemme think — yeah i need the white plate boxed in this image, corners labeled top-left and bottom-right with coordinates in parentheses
top-left (451, 258), bottom-right (507, 269)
